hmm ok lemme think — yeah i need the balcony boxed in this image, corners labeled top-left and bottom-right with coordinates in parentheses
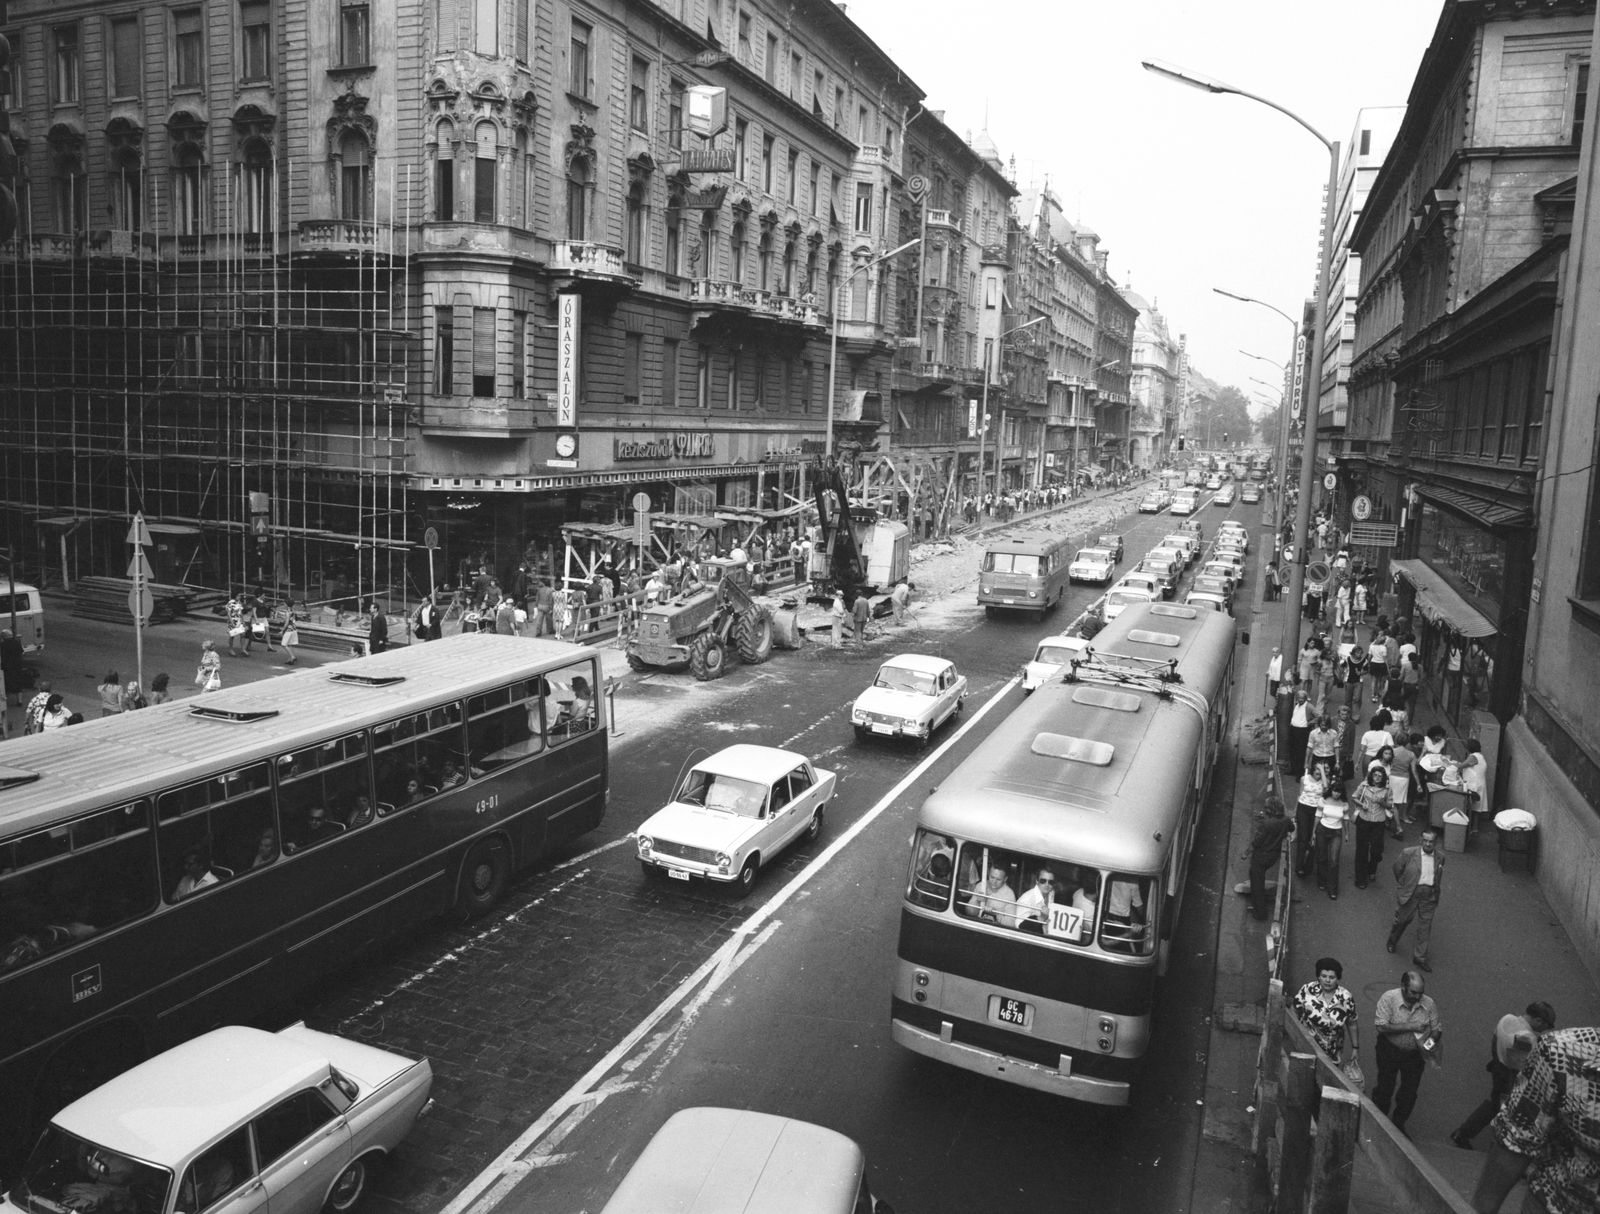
top-left (297, 220), bottom-right (396, 255)
top-left (3, 233), bottom-right (82, 261)
top-left (688, 280), bottom-right (823, 350)
top-left (421, 394), bottom-right (541, 438)
top-left (548, 240), bottom-right (636, 307)
top-left (926, 209), bottom-right (961, 235)
top-left (835, 317), bottom-right (892, 356)
top-left (854, 143), bottom-right (901, 174)
top-left (422, 223), bottom-right (538, 259)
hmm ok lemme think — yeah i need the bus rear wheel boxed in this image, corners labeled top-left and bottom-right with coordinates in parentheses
top-left (457, 838), bottom-right (511, 919)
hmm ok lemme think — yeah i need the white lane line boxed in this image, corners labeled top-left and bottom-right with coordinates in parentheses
top-left (545, 833), bottom-right (632, 873)
top-left (439, 673), bottom-right (1022, 1214)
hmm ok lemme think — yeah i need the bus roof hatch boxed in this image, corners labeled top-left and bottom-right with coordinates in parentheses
top-left (1031, 733), bottom-right (1114, 766)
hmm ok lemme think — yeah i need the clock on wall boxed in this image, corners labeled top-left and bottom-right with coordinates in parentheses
top-left (555, 433), bottom-right (577, 458)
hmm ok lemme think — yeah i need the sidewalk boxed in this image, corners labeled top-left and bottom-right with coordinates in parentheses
top-left (1191, 524), bottom-right (1600, 1212)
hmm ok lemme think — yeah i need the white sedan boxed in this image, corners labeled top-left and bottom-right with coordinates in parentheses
top-left (4, 1025), bottom-right (433, 1214)
top-left (852, 654), bottom-right (967, 744)
top-left (1067, 548), bottom-right (1117, 585)
top-left (1104, 584), bottom-right (1157, 619)
top-left (637, 745), bottom-right (835, 896)
top-left (1023, 634), bottom-right (1088, 691)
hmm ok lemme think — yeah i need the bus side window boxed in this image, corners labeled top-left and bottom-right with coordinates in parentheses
top-left (544, 662), bottom-right (597, 741)
top-left (1, 804), bottom-right (157, 973)
top-left (159, 766), bottom-right (274, 900)
top-left (468, 680), bottom-right (545, 773)
top-left (1100, 873), bottom-right (1155, 956)
top-left (906, 829), bottom-right (954, 910)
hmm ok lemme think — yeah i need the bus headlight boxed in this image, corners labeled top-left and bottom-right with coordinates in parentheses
top-left (636, 835), bottom-right (652, 856)
top-left (1028, 589), bottom-right (1039, 598)
top-left (1096, 1016), bottom-right (1117, 1053)
top-left (716, 852), bottom-right (731, 871)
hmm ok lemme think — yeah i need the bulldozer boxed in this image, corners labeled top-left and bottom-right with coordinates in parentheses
top-left (627, 558), bottom-right (793, 681)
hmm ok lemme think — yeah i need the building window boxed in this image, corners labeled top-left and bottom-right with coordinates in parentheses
top-left (54, 24), bottom-right (80, 102)
top-left (753, 359), bottom-right (765, 408)
top-left (812, 70), bottom-right (824, 118)
top-left (111, 17), bottom-right (142, 97)
top-left (173, 10), bottom-right (202, 88)
top-left (173, 149), bottom-right (203, 235)
top-left (52, 160), bottom-right (86, 232)
top-left (566, 162), bottom-right (589, 240)
top-left (765, 32), bottom-right (778, 84)
top-left (1573, 61), bottom-right (1591, 147)
top-left (242, 141), bottom-right (272, 234)
top-left (697, 343), bottom-right (710, 408)
top-left (515, 0), bottom-right (528, 61)
top-left (762, 133), bottom-right (773, 194)
top-left (668, 79), bottom-right (684, 149)
top-left (472, 307), bottom-right (496, 396)
top-left (475, 0), bottom-right (497, 55)
top-left (340, 1), bottom-right (370, 66)
top-left (737, 11), bottom-right (751, 63)
top-left (858, 106), bottom-right (869, 143)
top-left (435, 123), bottom-right (455, 220)
top-left (728, 349), bottom-right (740, 408)
top-left (625, 183), bottom-right (645, 266)
top-left (854, 182), bottom-right (872, 232)
top-left (340, 132), bottom-right (372, 221)
top-left (5, 32), bottom-right (22, 108)
top-left (111, 160), bottom-right (142, 231)
top-left (663, 338), bottom-right (679, 407)
top-left (809, 163), bottom-right (819, 217)
top-left (512, 310), bottom-right (526, 397)
top-left (474, 124), bottom-right (496, 222)
top-left (801, 360), bottom-right (812, 413)
top-left (833, 86), bottom-right (844, 129)
top-left (782, 240), bottom-right (795, 295)
top-left (785, 148), bottom-right (798, 205)
top-left (519, 132), bottom-right (532, 228)
top-left (241, 0), bottom-right (270, 81)
top-left (569, 19), bottom-right (591, 97)
top-left (805, 246), bottom-right (817, 295)
top-left (790, 51), bottom-right (801, 101)
top-left (731, 220), bottom-right (745, 283)
top-left (1359, 128), bottom-right (1371, 156)
top-left (434, 307), bottom-right (454, 394)
top-left (623, 332), bottom-right (643, 405)
top-left (665, 192), bottom-right (682, 275)
top-left (758, 230), bottom-right (771, 291)
top-left (630, 56), bottom-right (649, 132)
top-left (734, 118), bottom-right (747, 180)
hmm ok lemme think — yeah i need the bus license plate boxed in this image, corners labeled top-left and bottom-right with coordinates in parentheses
top-left (1002, 598), bottom-right (1016, 605)
top-left (667, 868), bottom-right (691, 881)
top-left (994, 996), bottom-right (1030, 1026)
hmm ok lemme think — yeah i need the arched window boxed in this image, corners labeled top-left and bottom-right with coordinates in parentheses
top-left (172, 145), bottom-right (204, 236)
top-left (53, 153), bottom-right (87, 234)
top-left (731, 220), bottom-right (745, 284)
top-left (110, 149), bottom-right (142, 232)
top-left (757, 228), bottom-right (772, 291)
top-left (566, 158), bottom-right (589, 241)
top-left (624, 179), bottom-right (645, 266)
top-left (434, 120), bottom-right (455, 221)
top-left (340, 131), bottom-right (371, 221)
top-left (698, 213), bottom-right (716, 279)
top-left (782, 240), bottom-right (795, 295)
top-left (241, 139), bottom-right (273, 235)
top-left (516, 130), bottom-right (530, 228)
top-left (665, 189), bottom-right (684, 276)
top-left (473, 122), bottom-right (496, 223)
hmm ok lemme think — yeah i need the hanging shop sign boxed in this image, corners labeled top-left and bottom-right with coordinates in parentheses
top-left (1290, 333), bottom-right (1307, 419)
top-left (1352, 494), bottom-right (1372, 521)
top-left (556, 294), bottom-right (581, 427)
top-left (614, 432), bottom-right (717, 461)
top-left (682, 147), bottom-right (737, 174)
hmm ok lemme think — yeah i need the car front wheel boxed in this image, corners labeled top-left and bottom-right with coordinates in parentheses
top-left (732, 855), bottom-right (759, 898)
top-left (325, 1157), bottom-right (369, 1213)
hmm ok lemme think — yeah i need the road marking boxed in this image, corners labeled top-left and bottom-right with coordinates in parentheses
top-left (438, 672), bottom-right (1022, 1214)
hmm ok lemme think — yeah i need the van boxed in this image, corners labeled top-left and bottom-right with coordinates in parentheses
top-left (0, 582), bottom-right (45, 653)
top-left (600, 1107), bottom-right (894, 1214)
top-left (977, 534), bottom-right (1072, 619)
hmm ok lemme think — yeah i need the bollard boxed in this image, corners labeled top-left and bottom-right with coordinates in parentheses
top-left (1276, 1051), bottom-right (1318, 1211)
top-left (605, 675), bottom-right (622, 737)
top-left (1308, 1085), bottom-right (1360, 1214)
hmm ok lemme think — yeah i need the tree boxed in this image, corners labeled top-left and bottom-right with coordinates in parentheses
top-left (1191, 384), bottom-right (1254, 449)
top-left (1255, 402), bottom-right (1283, 449)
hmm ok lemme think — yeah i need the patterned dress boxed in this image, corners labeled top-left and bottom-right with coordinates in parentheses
top-left (1293, 979), bottom-right (1357, 1058)
top-left (1492, 1026), bottom-right (1600, 1214)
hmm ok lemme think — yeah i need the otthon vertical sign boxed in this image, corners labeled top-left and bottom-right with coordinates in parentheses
top-left (557, 293), bottom-right (581, 426)
top-left (1290, 333), bottom-right (1307, 420)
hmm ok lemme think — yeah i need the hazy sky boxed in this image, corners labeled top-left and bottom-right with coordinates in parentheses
top-left (845, 0), bottom-right (1443, 418)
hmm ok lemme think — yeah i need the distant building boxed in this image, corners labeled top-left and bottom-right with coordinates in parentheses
top-left (1121, 291), bottom-right (1180, 468)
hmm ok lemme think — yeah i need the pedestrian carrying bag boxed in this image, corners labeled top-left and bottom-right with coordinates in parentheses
top-left (1342, 1058), bottom-right (1365, 1088)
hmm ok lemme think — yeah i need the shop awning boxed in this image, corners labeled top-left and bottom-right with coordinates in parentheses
top-left (1390, 558), bottom-right (1498, 638)
top-left (1413, 484), bottom-right (1532, 530)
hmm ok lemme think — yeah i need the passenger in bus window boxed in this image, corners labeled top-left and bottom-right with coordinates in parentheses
top-left (284, 806), bottom-right (343, 854)
top-left (401, 778), bottom-right (426, 806)
top-left (972, 864), bottom-right (1020, 928)
top-left (955, 848), bottom-right (984, 911)
top-left (171, 850), bottom-right (219, 901)
top-left (1016, 867), bottom-right (1057, 927)
top-left (1072, 871), bottom-right (1099, 933)
top-left (250, 829), bottom-right (277, 870)
top-left (440, 761), bottom-right (465, 789)
top-left (345, 796), bottom-right (375, 830)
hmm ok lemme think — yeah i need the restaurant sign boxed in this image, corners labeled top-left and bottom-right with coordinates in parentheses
top-left (614, 432), bottom-right (716, 461)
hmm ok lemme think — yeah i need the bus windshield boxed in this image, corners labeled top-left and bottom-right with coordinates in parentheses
top-left (13, 1126), bottom-right (171, 1214)
top-left (983, 553), bottom-right (1041, 575)
top-left (905, 831), bottom-right (1155, 954)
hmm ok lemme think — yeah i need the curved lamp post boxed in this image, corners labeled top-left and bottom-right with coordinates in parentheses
top-left (825, 237), bottom-right (921, 457)
top-left (1146, 58), bottom-right (1341, 663)
top-left (1216, 288), bottom-right (1303, 536)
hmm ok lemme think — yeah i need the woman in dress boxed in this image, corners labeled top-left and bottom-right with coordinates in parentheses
top-left (196, 641), bottom-right (223, 693)
top-left (1292, 957), bottom-right (1360, 1070)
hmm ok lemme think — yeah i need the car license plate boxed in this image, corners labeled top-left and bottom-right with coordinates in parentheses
top-left (871, 723), bottom-right (895, 735)
top-left (667, 868), bottom-right (691, 881)
top-left (994, 996), bottom-right (1030, 1026)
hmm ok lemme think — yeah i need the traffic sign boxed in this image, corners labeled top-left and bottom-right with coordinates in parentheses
top-left (126, 513), bottom-right (153, 547)
top-left (423, 526), bottom-right (439, 550)
top-left (127, 552), bottom-right (155, 581)
top-left (129, 586), bottom-right (154, 622)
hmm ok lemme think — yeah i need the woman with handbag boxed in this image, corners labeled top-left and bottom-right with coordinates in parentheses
top-left (195, 641), bottom-right (223, 693)
top-left (1293, 958), bottom-right (1362, 1085)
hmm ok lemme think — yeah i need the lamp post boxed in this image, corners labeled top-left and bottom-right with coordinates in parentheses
top-left (826, 237), bottom-right (920, 458)
top-left (974, 315), bottom-right (1048, 510)
top-left (1216, 289), bottom-right (1302, 536)
top-left (1149, 58), bottom-right (1341, 663)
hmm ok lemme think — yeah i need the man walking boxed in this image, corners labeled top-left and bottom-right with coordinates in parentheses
top-left (533, 581), bottom-right (554, 637)
top-left (1373, 970), bottom-right (1443, 1137)
top-left (1388, 829), bottom-right (1445, 970)
top-left (891, 579), bottom-right (910, 626)
top-left (830, 591), bottom-right (845, 649)
top-left (851, 592), bottom-right (872, 647)
top-left (1453, 1000), bottom-right (1556, 1150)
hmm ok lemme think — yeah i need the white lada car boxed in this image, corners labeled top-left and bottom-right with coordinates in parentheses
top-left (1023, 634), bottom-right (1089, 691)
top-left (851, 654), bottom-right (967, 745)
top-left (1067, 547), bottom-right (1117, 585)
top-left (636, 745), bottom-right (835, 896)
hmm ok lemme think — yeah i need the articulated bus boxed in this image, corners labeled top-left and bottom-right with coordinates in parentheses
top-left (891, 602), bottom-right (1235, 1105)
top-left (0, 634), bottom-right (606, 1174)
top-left (977, 535), bottom-right (1074, 620)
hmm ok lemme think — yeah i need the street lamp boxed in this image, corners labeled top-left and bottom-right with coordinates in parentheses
top-left (825, 237), bottom-right (921, 457)
top-left (973, 315), bottom-right (1048, 508)
top-left (1153, 58), bottom-right (1342, 662)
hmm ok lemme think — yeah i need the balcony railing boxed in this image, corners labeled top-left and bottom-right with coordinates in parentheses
top-left (925, 209), bottom-right (960, 233)
top-left (855, 143), bottom-right (900, 172)
top-left (297, 220), bottom-right (395, 254)
top-left (549, 240), bottom-right (629, 277)
top-left (689, 281), bottom-right (822, 324)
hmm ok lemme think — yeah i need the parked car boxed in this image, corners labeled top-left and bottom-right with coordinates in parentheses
top-left (1104, 585), bottom-right (1157, 620)
top-left (1067, 547), bottom-right (1117, 584)
top-left (1200, 563), bottom-right (1239, 596)
top-left (1217, 524), bottom-right (1249, 551)
top-left (636, 745), bottom-right (835, 895)
top-left (1023, 634), bottom-right (1089, 692)
top-left (1137, 493), bottom-right (1165, 514)
top-left (1186, 588), bottom-right (1230, 614)
top-left (1148, 545), bottom-right (1189, 574)
top-left (851, 654), bottom-right (967, 744)
top-left (1097, 533), bottom-right (1125, 563)
top-left (4, 1025), bottom-right (433, 1214)
top-left (599, 1108), bottom-right (895, 1214)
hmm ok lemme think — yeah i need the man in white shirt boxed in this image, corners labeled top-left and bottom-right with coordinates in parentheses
top-left (972, 865), bottom-right (1020, 928)
top-left (1267, 647), bottom-right (1284, 706)
top-left (1388, 830), bottom-right (1446, 970)
top-left (1289, 688), bottom-right (1316, 776)
top-left (1015, 868), bottom-right (1057, 926)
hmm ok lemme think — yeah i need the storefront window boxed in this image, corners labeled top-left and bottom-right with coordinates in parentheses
top-left (1417, 504), bottom-right (1507, 619)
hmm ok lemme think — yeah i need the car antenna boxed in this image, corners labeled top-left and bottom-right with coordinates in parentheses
top-left (669, 748), bottom-right (713, 800)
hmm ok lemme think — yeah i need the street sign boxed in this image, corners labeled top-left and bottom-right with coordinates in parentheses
top-left (1350, 522), bottom-right (1399, 547)
top-left (632, 492), bottom-right (651, 514)
top-left (1352, 495), bottom-right (1372, 521)
top-left (423, 526), bottom-right (439, 550)
top-left (128, 586), bottom-right (154, 622)
top-left (126, 552), bottom-right (155, 581)
top-left (126, 514), bottom-right (153, 547)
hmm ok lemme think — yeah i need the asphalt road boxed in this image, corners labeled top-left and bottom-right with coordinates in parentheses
top-left (261, 492), bottom-right (1257, 1214)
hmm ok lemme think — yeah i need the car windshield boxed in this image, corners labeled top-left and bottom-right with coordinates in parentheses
top-left (676, 770), bottom-right (768, 817)
top-left (1108, 590), bottom-right (1148, 606)
top-left (875, 666), bottom-right (937, 695)
top-left (1098, 536), bottom-right (1120, 547)
top-left (12, 1127), bottom-right (172, 1214)
top-left (983, 553), bottom-right (1041, 575)
top-left (1075, 550), bottom-right (1110, 563)
top-left (1034, 644), bottom-right (1081, 666)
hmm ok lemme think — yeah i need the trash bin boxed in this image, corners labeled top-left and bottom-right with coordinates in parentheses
top-left (1443, 808), bottom-right (1470, 853)
top-left (1496, 808), bottom-right (1538, 874)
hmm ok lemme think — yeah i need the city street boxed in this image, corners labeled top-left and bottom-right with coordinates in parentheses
top-left (226, 494), bottom-right (1253, 1214)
